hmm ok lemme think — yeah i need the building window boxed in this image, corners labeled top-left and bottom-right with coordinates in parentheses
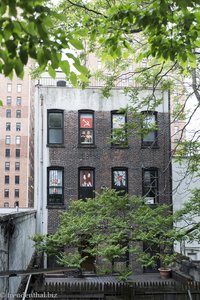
top-left (79, 111), bottom-right (94, 145)
top-left (16, 110), bottom-right (21, 118)
top-left (15, 189), bottom-right (19, 198)
top-left (79, 168), bottom-right (95, 200)
top-left (15, 162), bottom-right (20, 171)
top-left (16, 136), bottom-right (21, 145)
top-left (15, 176), bottom-right (20, 184)
top-left (5, 135), bottom-right (11, 144)
top-left (4, 189), bottom-right (9, 198)
top-left (6, 96), bottom-right (12, 106)
top-left (5, 162), bottom-right (10, 171)
top-left (141, 111), bottom-right (158, 147)
top-left (4, 202), bottom-right (9, 208)
top-left (16, 123), bottom-right (21, 131)
top-left (5, 176), bottom-right (9, 184)
top-left (47, 110), bottom-right (64, 144)
top-left (17, 84), bottom-right (22, 92)
top-left (5, 149), bottom-right (10, 157)
top-left (16, 97), bottom-right (21, 106)
top-left (6, 109), bottom-right (11, 118)
top-left (6, 122), bottom-right (11, 131)
top-left (16, 149), bottom-right (20, 157)
top-left (7, 83), bottom-right (12, 92)
top-left (142, 168), bottom-right (158, 204)
top-left (47, 167), bottom-right (64, 205)
top-left (111, 111), bottom-right (127, 146)
top-left (112, 168), bottom-right (128, 195)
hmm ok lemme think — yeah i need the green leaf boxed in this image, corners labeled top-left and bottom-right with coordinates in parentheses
top-left (19, 46), bottom-right (28, 65)
top-left (60, 60), bottom-right (70, 75)
top-left (73, 62), bottom-right (88, 75)
top-left (69, 39), bottom-right (84, 50)
top-left (0, 99), bottom-right (3, 106)
top-left (15, 59), bottom-right (24, 78)
top-left (48, 65), bottom-right (56, 79)
top-left (70, 72), bottom-right (77, 86)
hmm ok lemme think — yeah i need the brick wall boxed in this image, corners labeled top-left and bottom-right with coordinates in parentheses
top-left (47, 110), bottom-right (171, 232)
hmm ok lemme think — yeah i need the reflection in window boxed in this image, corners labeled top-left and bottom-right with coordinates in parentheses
top-left (6, 122), bottom-right (11, 131)
top-left (5, 135), bottom-right (11, 144)
top-left (5, 162), bottom-right (10, 171)
top-left (6, 109), bottom-right (11, 118)
top-left (111, 112), bottom-right (127, 146)
top-left (15, 189), bottom-right (19, 198)
top-left (142, 168), bottom-right (158, 204)
top-left (48, 168), bottom-right (64, 205)
top-left (16, 110), bottom-right (21, 118)
top-left (142, 112), bottom-right (158, 147)
top-left (48, 110), bottom-right (64, 144)
top-left (16, 136), bottom-right (21, 145)
top-left (6, 96), bottom-right (12, 106)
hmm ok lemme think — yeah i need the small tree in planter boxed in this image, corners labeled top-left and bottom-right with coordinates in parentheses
top-left (32, 189), bottom-right (180, 279)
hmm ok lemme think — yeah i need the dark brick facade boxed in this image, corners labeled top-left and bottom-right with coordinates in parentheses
top-left (47, 110), bottom-right (171, 233)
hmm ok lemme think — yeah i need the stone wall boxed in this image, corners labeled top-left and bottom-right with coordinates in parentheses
top-left (0, 210), bottom-right (36, 296)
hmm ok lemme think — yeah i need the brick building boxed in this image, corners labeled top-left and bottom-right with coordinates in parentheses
top-left (0, 66), bottom-right (34, 208)
top-left (34, 81), bottom-right (171, 270)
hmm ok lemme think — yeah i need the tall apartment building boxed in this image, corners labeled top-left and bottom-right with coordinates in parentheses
top-left (0, 65), bottom-right (34, 208)
top-left (34, 76), bottom-right (171, 271)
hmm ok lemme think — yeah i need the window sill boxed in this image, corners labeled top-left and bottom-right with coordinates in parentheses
top-left (47, 144), bottom-right (65, 148)
top-left (141, 145), bottom-right (159, 149)
top-left (47, 204), bottom-right (65, 209)
top-left (78, 144), bottom-right (97, 148)
top-left (111, 145), bottom-right (129, 149)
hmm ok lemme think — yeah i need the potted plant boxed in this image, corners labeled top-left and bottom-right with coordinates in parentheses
top-left (158, 253), bottom-right (177, 279)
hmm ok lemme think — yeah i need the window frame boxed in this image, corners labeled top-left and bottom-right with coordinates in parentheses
top-left (6, 109), bottom-right (11, 118)
top-left (16, 149), bottom-right (20, 158)
top-left (16, 97), bottom-right (21, 106)
top-left (78, 167), bottom-right (95, 200)
top-left (16, 122), bottom-right (21, 131)
top-left (142, 168), bottom-right (159, 204)
top-left (15, 189), bottom-right (19, 198)
top-left (112, 167), bottom-right (128, 195)
top-left (16, 110), bottom-right (21, 118)
top-left (111, 111), bottom-right (128, 147)
top-left (7, 83), bottom-right (12, 92)
top-left (47, 167), bottom-right (64, 206)
top-left (6, 96), bottom-right (12, 106)
top-left (5, 175), bottom-right (9, 184)
top-left (15, 176), bottom-right (20, 184)
top-left (5, 149), bottom-right (10, 157)
top-left (5, 162), bottom-right (10, 171)
top-left (78, 110), bottom-right (95, 146)
top-left (141, 111), bottom-right (158, 148)
top-left (47, 110), bottom-right (64, 145)
top-left (17, 84), bottom-right (22, 93)
top-left (15, 162), bottom-right (20, 171)
top-left (6, 122), bottom-right (11, 131)
top-left (5, 135), bottom-right (11, 145)
top-left (4, 189), bottom-right (9, 198)
top-left (16, 136), bottom-right (21, 145)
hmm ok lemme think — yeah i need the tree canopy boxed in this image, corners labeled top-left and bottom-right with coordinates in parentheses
top-left (33, 189), bottom-right (192, 275)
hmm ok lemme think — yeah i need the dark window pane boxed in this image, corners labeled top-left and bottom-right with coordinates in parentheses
top-left (49, 113), bottom-right (62, 128)
top-left (48, 111), bottom-right (63, 144)
top-left (49, 129), bottom-right (63, 144)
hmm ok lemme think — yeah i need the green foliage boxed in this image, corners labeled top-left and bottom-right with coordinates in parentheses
top-left (0, 0), bottom-right (90, 84)
top-left (32, 189), bottom-right (181, 273)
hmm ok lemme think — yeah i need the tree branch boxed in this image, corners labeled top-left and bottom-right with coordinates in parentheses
top-left (66, 0), bottom-right (107, 17)
top-left (191, 68), bottom-right (200, 104)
